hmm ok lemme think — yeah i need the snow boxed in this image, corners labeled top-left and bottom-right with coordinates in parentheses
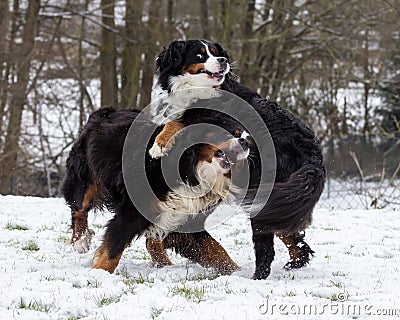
top-left (0, 195), bottom-right (399, 319)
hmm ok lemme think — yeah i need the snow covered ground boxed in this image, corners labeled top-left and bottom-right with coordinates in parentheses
top-left (0, 195), bottom-right (399, 320)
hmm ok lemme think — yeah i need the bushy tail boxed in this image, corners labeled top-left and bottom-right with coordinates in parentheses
top-left (246, 164), bottom-right (325, 234)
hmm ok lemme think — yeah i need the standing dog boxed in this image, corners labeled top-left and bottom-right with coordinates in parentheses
top-left (61, 106), bottom-right (250, 274)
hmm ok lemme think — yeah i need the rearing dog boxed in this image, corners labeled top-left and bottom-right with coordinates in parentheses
top-left (149, 40), bottom-right (230, 158)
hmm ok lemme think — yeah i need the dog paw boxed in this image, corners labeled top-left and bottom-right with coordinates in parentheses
top-left (73, 229), bottom-right (95, 254)
top-left (252, 266), bottom-right (271, 280)
top-left (149, 143), bottom-right (168, 158)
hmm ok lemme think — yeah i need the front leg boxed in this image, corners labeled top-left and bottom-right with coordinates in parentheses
top-left (162, 232), bottom-right (240, 275)
top-left (146, 236), bottom-right (174, 267)
top-left (149, 121), bottom-right (185, 158)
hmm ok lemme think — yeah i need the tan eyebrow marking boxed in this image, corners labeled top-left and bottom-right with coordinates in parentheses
top-left (182, 63), bottom-right (205, 75)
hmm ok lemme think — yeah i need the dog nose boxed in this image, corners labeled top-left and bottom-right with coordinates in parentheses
top-left (217, 57), bottom-right (227, 69)
top-left (238, 138), bottom-right (249, 149)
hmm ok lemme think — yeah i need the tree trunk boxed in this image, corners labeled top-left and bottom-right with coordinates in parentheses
top-left (239, 0), bottom-right (255, 85)
top-left (362, 30), bottom-right (371, 140)
top-left (140, 0), bottom-right (161, 109)
top-left (78, 0), bottom-right (89, 128)
top-left (0, 0), bottom-right (40, 195)
top-left (100, 0), bottom-right (118, 107)
top-left (120, 0), bottom-right (143, 109)
top-left (0, 0), bottom-right (10, 139)
top-left (200, 0), bottom-right (209, 39)
top-left (221, 0), bottom-right (233, 44)
top-left (166, 0), bottom-right (174, 39)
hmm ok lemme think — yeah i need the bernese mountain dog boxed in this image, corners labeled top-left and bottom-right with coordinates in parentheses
top-left (148, 40), bottom-right (230, 158)
top-left (145, 40), bottom-right (325, 279)
top-left (62, 39), bottom-right (325, 280)
top-left (61, 106), bottom-right (250, 274)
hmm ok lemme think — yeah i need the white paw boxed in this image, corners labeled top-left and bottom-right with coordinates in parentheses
top-left (149, 143), bottom-right (167, 159)
top-left (73, 229), bottom-right (95, 254)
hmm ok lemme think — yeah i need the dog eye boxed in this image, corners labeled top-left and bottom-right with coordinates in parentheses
top-left (196, 54), bottom-right (203, 61)
top-left (214, 150), bottom-right (224, 157)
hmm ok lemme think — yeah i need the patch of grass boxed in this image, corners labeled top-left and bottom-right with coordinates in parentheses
top-left (3, 239), bottom-right (21, 248)
top-left (5, 222), bottom-right (28, 231)
top-left (150, 307), bottom-right (163, 319)
top-left (57, 234), bottom-right (70, 244)
top-left (222, 280), bottom-right (234, 294)
top-left (131, 273), bottom-right (153, 284)
top-left (330, 291), bottom-right (349, 302)
top-left (35, 254), bottom-right (49, 262)
top-left (18, 298), bottom-right (52, 313)
top-left (283, 290), bottom-right (296, 297)
top-left (332, 271), bottom-right (346, 277)
top-left (234, 238), bottom-right (246, 246)
top-left (134, 249), bottom-right (151, 261)
top-left (330, 293), bottom-right (340, 301)
top-left (94, 295), bottom-right (120, 307)
top-left (22, 240), bottom-right (40, 251)
top-left (322, 226), bottom-right (340, 231)
top-left (171, 284), bottom-right (205, 303)
top-left (86, 279), bottom-right (102, 288)
top-left (116, 268), bottom-right (153, 291)
top-left (41, 275), bottom-right (56, 281)
top-left (188, 272), bottom-right (219, 282)
top-left (37, 225), bottom-right (55, 232)
top-left (330, 280), bottom-right (343, 288)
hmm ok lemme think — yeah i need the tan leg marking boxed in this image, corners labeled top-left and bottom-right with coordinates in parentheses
top-left (276, 232), bottom-right (301, 262)
top-left (197, 237), bottom-right (240, 274)
top-left (149, 121), bottom-right (185, 158)
top-left (155, 120), bottom-right (185, 149)
top-left (146, 237), bottom-right (174, 267)
top-left (92, 246), bottom-right (123, 273)
top-left (72, 184), bottom-right (98, 242)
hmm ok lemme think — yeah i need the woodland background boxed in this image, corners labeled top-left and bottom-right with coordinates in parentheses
top-left (0, 0), bottom-right (399, 197)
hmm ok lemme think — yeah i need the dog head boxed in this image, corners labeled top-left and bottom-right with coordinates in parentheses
top-left (177, 130), bottom-right (251, 189)
top-left (155, 40), bottom-right (231, 92)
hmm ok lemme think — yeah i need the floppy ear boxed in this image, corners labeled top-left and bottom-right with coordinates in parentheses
top-left (155, 40), bottom-right (187, 73)
top-left (213, 43), bottom-right (231, 63)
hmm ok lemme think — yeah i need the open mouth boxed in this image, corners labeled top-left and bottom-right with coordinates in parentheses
top-left (198, 69), bottom-right (226, 82)
top-left (205, 70), bottom-right (225, 82)
top-left (214, 150), bottom-right (233, 169)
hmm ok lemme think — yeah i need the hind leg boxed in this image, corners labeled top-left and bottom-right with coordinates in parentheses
top-left (251, 231), bottom-right (275, 280)
top-left (93, 205), bottom-right (150, 273)
top-left (162, 232), bottom-right (239, 275)
top-left (70, 184), bottom-right (97, 253)
top-left (146, 237), bottom-right (174, 268)
top-left (276, 231), bottom-right (314, 269)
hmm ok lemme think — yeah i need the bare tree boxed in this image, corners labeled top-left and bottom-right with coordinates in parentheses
top-left (100, 0), bottom-right (118, 107)
top-left (0, 0), bottom-right (10, 139)
top-left (1, 0), bottom-right (40, 195)
top-left (120, 0), bottom-right (143, 109)
top-left (139, 0), bottom-right (162, 108)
